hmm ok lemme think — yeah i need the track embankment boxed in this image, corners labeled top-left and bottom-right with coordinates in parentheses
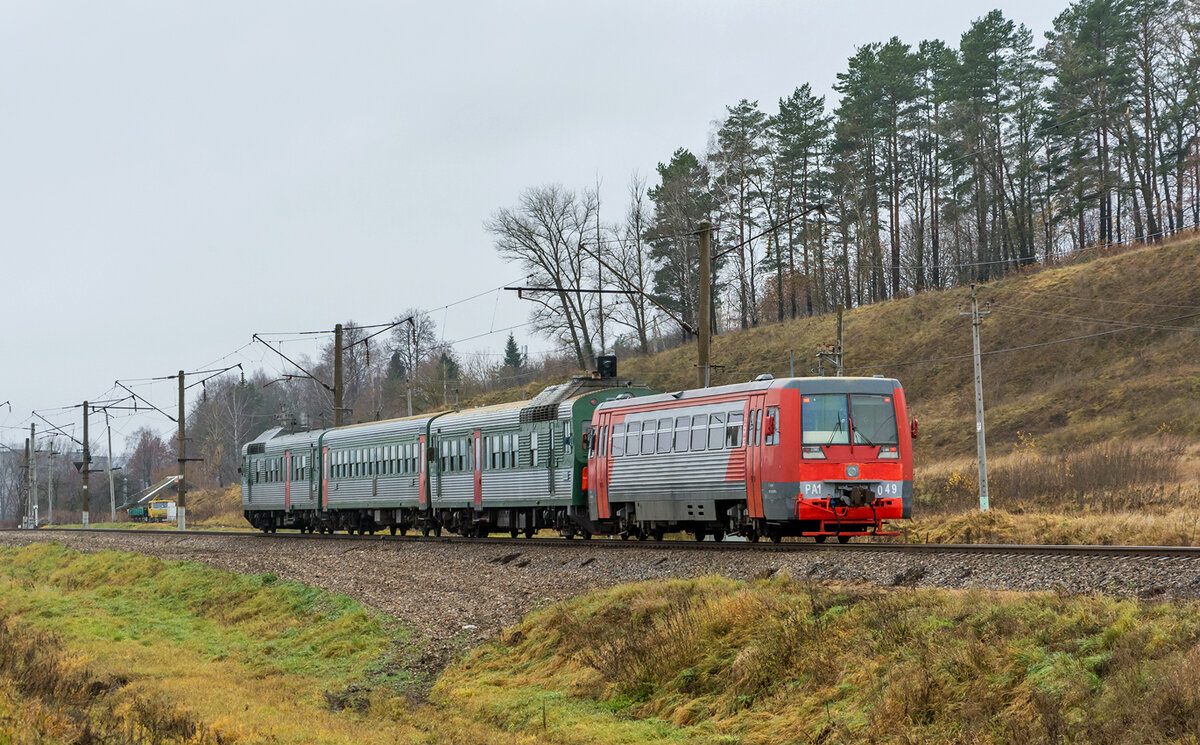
top-left (2, 530), bottom-right (1199, 644)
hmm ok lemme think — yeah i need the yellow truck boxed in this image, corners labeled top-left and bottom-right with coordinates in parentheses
top-left (147, 500), bottom-right (177, 522)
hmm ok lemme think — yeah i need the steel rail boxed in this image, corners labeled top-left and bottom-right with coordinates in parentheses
top-left (7, 528), bottom-right (1200, 560)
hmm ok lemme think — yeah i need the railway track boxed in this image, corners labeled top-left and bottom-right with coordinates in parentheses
top-left (14, 527), bottom-right (1200, 560)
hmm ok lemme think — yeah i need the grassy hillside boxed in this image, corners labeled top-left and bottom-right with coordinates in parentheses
top-left (619, 238), bottom-right (1200, 461)
top-left (439, 575), bottom-right (1200, 744)
top-left (0, 543), bottom-right (522, 744)
top-left (7, 545), bottom-right (1200, 744)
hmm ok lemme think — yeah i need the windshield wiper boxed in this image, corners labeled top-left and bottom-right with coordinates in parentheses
top-left (826, 416), bottom-right (844, 445)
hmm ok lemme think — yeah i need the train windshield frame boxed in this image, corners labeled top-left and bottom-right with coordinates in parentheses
top-left (802, 394), bottom-right (850, 445)
top-left (848, 394), bottom-right (899, 446)
top-left (802, 393), bottom-right (899, 447)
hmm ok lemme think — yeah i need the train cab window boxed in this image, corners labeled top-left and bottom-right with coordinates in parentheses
top-left (765, 406), bottom-right (780, 445)
top-left (598, 426), bottom-right (608, 458)
top-left (849, 394), bottom-right (900, 446)
top-left (674, 416), bottom-right (690, 452)
top-left (641, 420), bottom-right (656, 454)
top-left (657, 417), bottom-right (673, 454)
top-left (610, 423), bottom-right (625, 457)
top-left (726, 412), bottom-right (744, 448)
top-left (625, 421), bottom-right (641, 456)
top-left (708, 413), bottom-right (726, 449)
top-left (691, 415), bottom-right (707, 451)
top-left (803, 394), bottom-right (850, 445)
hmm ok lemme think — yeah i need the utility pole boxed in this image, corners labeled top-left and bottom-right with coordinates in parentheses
top-left (836, 303), bottom-right (844, 376)
top-left (82, 401), bottom-right (90, 527)
top-left (30, 424), bottom-right (37, 527)
top-left (697, 219), bottom-right (712, 388)
top-left (442, 357), bottom-right (449, 407)
top-left (23, 437), bottom-right (30, 528)
top-left (105, 409), bottom-right (116, 522)
top-left (961, 284), bottom-right (991, 511)
top-left (333, 323), bottom-right (344, 427)
top-left (178, 370), bottom-right (187, 530)
top-left (47, 438), bottom-right (56, 525)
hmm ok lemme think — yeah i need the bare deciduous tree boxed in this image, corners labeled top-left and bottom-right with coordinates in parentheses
top-left (486, 184), bottom-right (599, 370)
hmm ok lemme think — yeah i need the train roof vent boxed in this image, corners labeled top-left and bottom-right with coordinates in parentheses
top-left (614, 393), bottom-right (633, 400)
top-left (755, 373), bottom-right (774, 381)
top-left (519, 403), bottom-right (560, 423)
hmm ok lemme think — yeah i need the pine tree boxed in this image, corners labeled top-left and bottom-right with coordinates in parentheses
top-left (502, 333), bottom-right (524, 370)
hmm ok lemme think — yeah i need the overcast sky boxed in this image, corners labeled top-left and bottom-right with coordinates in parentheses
top-left (0, 0), bottom-right (1063, 451)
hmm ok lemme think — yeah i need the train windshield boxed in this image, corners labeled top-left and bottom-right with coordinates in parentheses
top-left (849, 394), bottom-right (898, 446)
top-left (802, 393), bottom-right (899, 447)
top-left (802, 395), bottom-right (849, 445)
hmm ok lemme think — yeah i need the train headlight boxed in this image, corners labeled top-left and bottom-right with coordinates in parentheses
top-left (879, 446), bottom-right (899, 459)
top-left (802, 446), bottom-right (825, 459)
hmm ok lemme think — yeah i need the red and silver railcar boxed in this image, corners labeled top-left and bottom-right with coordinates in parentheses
top-left (586, 375), bottom-right (913, 542)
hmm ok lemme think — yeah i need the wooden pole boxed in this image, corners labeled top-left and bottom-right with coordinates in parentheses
top-left (697, 220), bottom-right (712, 388)
top-left (334, 323), bottom-right (344, 427)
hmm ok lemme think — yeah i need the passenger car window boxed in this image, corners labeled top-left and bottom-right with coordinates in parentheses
top-left (708, 413), bottom-right (726, 449)
top-left (691, 414), bottom-right (707, 451)
top-left (611, 423), bottom-right (625, 457)
top-left (725, 412), bottom-right (744, 448)
top-left (641, 420), bottom-right (656, 454)
top-left (657, 417), bottom-right (673, 453)
top-left (626, 421), bottom-right (641, 456)
top-left (674, 416), bottom-right (690, 452)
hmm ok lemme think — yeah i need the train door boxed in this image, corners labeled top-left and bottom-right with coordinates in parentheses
top-left (547, 423), bottom-right (557, 495)
top-left (284, 450), bottom-right (292, 510)
top-left (594, 412), bottom-right (612, 519)
top-left (418, 434), bottom-right (428, 508)
top-left (321, 447), bottom-right (329, 508)
top-left (746, 394), bottom-right (766, 518)
top-left (473, 429), bottom-right (483, 510)
top-left (309, 446), bottom-right (317, 504)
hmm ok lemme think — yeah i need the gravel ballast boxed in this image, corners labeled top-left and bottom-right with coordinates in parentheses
top-left (2, 531), bottom-right (1198, 645)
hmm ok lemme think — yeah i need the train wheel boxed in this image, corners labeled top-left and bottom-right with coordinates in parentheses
top-left (838, 535), bottom-right (852, 544)
top-left (422, 526), bottom-right (431, 537)
top-left (652, 529), bottom-right (665, 541)
top-left (814, 535), bottom-right (827, 544)
top-left (510, 529), bottom-right (519, 539)
top-left (389, 525), bottom-right (397, 536)
top-left (693, 530), bottom-right (706, 542)
top-left (434, 525), bottom-right (443, 537)
top-left (771, 534), bottom-right (782, 544)
top-left (712, 530), bottom-right (725, 542)
top-left (582, 530), bottom-right (593, 540)
top-left (524, 527), bottom-right (536, 539)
